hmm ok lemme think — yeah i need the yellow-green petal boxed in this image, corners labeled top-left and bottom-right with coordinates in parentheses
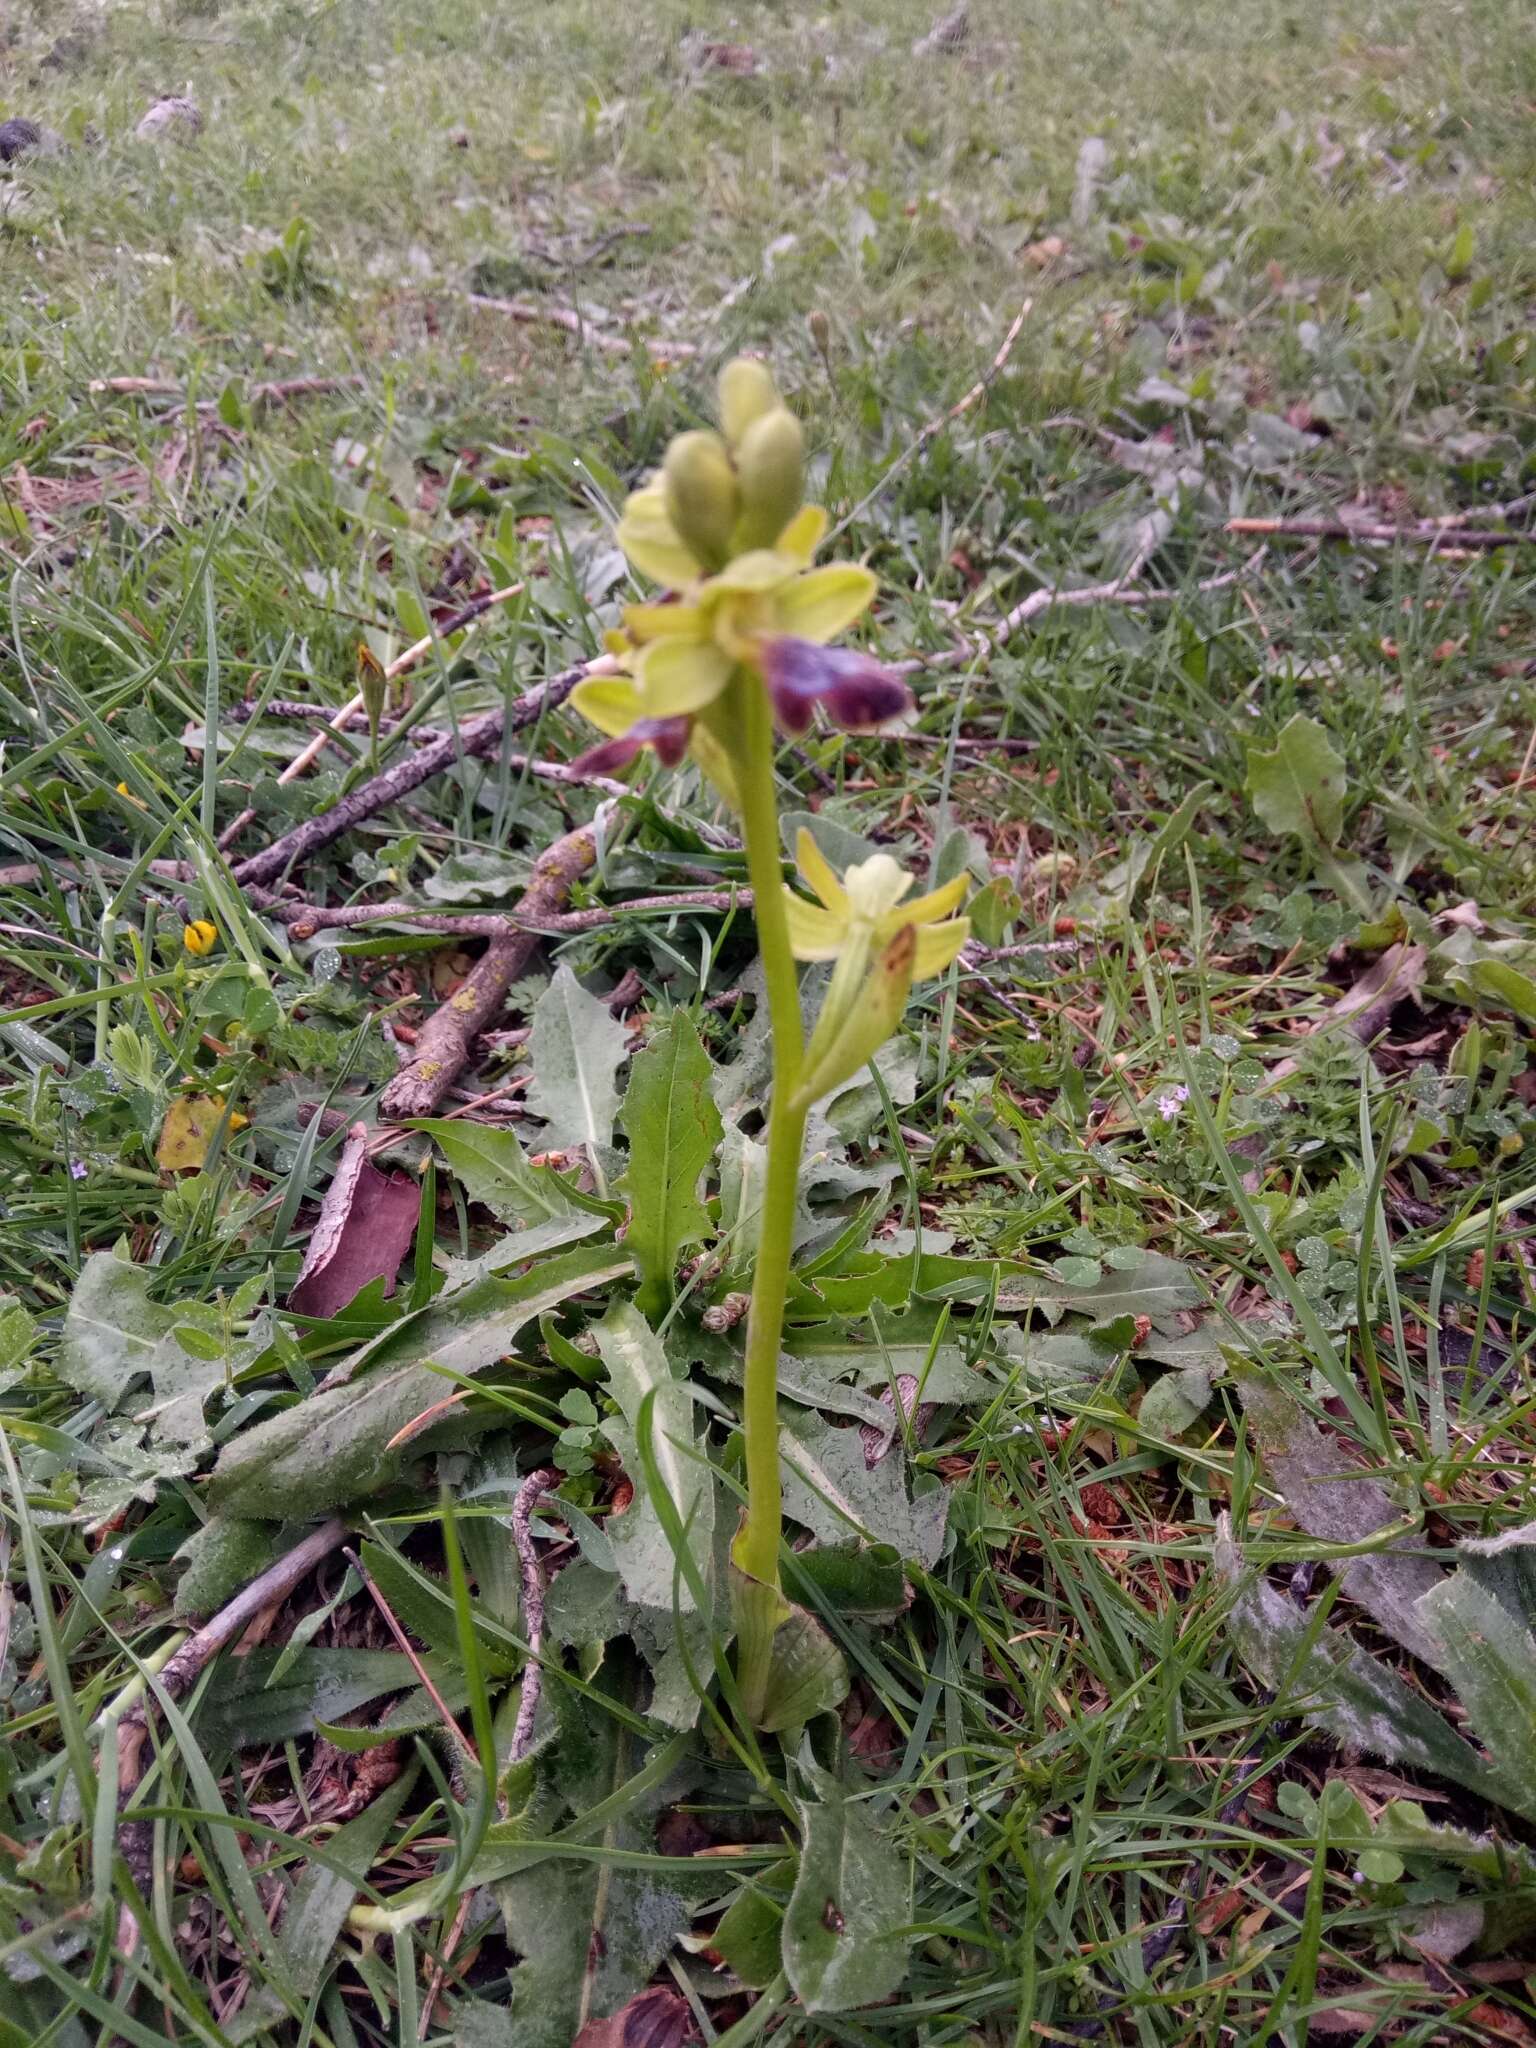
top-left (704, 549), bottom-right (797, 597)
top-left (623, 602), bottom-right (706, 644)
top-left (571, 676), bottom-right (644, 737)
top-left (775, 504), bottom-right (828, 566)
top-left (636, 635), bottom-right (734, 716)
top-left (889, 873), bottom-right (968, 930)
top-left (911, 918), bottom-right (971, 979)
top-left (793, 827), bottom-right (848, 916)
top-left (781, 891), bottom-right (848, 961)
top-left (616, 484), bottom-right (704, 587)
top-left (772, 563), bottom-right (878, 644)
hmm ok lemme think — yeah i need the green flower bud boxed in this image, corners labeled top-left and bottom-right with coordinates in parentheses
top-left (662, 430), bottom-right (739, 571)
top-left (718, 356), bottom-right (781, 449)
top-left (732, 406), bottom-right (805, 552)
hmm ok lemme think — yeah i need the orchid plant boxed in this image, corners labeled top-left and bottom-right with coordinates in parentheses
top-left (574, 361), bottom-right (969, 1721)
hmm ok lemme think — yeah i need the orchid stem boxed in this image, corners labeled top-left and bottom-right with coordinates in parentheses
top-left (729, 668), bottom-right (806, 1714)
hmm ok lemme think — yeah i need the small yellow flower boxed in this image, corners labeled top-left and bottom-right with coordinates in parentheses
top-left (182, 920), bottom-right (219, 957)
top-left (116, 781), bottom-right (147, 810)
top-left (782, 831), bottom-right (970, 979)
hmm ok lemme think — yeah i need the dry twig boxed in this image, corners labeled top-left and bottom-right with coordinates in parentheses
top-left (115, 1519), bottom-right (349, 1946)
top-left (508, 1469), bottom-right (562, 1765)
top-left (230, 653), bottom-right (618, 890)
top-left (379, 823), bottom-right (600, 1118)
top-left (1225, 514), bottom-right (1536, 550)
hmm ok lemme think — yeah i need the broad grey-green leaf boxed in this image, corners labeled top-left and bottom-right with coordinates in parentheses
top-left (1215, 1516), bottom-right (1499, 1804)
top-left (996, 1248), bottom-right (1200, 1330)
top-left (778, 1410), bottom-right (947, 1567)
top-left (619, 1014), bottom-right (722, 1321)
top-left (1245, 712), bottom-right (1346, 851)
top-left (784, 1765), bottom-right (909, 2012)
top-left (706, 1858), bottom-right (794, 1989)
top-left (410, 1118), bottom-right (587, 1226)
top-left (58, 1246), bottom-right (256, 1448)
top-left (526, 966), bottom-right (629, 1155)
top-left (1137, 1363), bottom-right (1215, 1437)
top-left (494, 1713), bottom-right (689, 2047)
top-left (173, 1515), bottom-right (285, 1622)
top-left (756, 1604), bottom-right (850, 1733)
top-left (195, 1647), bottom-right (424, 1748)
top-left (1416, 1572), bottom-right (1536, 1820)
top-left (438, 1211), bottom-right (604, 1287)
top-left (595, 1304), bottom-right (714, 1613)
top-left (1236, 1369), bottom-right (1448, 1670)
top-left (209, 1246), bottom-right (632, 1518)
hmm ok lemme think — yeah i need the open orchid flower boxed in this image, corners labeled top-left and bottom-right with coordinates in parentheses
top-left (781, 832), bottom-right (971, 979)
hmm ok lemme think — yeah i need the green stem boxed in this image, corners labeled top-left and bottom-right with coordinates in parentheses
top-left (727, 670), bottom-right (806, 1707)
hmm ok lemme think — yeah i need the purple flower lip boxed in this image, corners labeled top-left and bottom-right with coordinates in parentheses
top-left (572, 715), bottom-right (691, 775)
top-left (760, 637), bottom-right (913, 736)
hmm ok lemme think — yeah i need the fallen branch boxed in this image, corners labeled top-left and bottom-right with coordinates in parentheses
top-left (116, 1518), bottom-right (349, 1940)
top-left (379, 823), bottom-right (600, 1118)
top-left (1226, 515), bottom-right (1536, 551)
top-left (218, 581), bottom-right (526, 852)
top-left (230, 653), bottom-right (618, 890)
top-left (986, 554), bottom-right (1261, 646)
top-left (508, 1469), bottom-right (562, 1765)
top-left (258, 883), bottom-right (749, 943)
top-left (461, 292), bottom-right (695, 359)
top-left (89, 373), bottom-right (366, 411)
top-left (229, 696), bottom-right (629, 796)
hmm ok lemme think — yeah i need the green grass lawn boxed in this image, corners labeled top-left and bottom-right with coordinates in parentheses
top-left (2, 1), bottom-right (1536, 2042)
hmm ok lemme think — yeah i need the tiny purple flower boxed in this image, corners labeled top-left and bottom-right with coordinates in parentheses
top-left (1155, 1085), bottom-right (1190, 1121)
top-left (572, 715), bottom-right (691, 776)
top-left (69, 1159), bottom-right (88, 1181)
top-left (760, 637), bottom-right (913, 736)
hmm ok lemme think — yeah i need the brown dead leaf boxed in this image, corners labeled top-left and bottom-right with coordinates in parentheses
top-left (573, 1985), bottom-right (698, 2048)
top-left (1327, 943), bottom-right (1427, 1043)
top-left (288, 1123), bottom-right (422, 1319)
top-left (1023, 235), bottom-right (1068, 267)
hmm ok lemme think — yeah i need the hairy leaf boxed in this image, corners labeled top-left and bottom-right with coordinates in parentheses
top-left (1215, 1517), bottom-right (1499, 1804)
top-left (411, 1118), bottom-right (589, 1226)
top-left (1245, 712), bottom-right (1346, 851)
top-left (784, 1765), bottom-right (910, 2012)
top-left (209, 1246), bottom-right (631, 1517)
top-left (595, 1304), bottom-right (715, 1613)
top-left (619, 1013), bottom-right (721, 1320)
top-left (526, 966), bottom-right (629, 1157)
top-left (778, 1409), bottom-right (947, 1566)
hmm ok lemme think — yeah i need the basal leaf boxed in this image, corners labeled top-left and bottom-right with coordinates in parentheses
top-left (595, 1304), bottom-right (715, 1613)
top-left (778, 1409), bottom-right (948, 1567)
top-left (784, 1765), bottom-right (910, 2012)
top-left (1245, 711), bottom-right (1346, 852)
top-left (1416, 1571), bottom-right (1536, 1821)
top-left (1236, 1368), bottom-right (1448, 1670)
top-left (209, 1246), bottom-right (632, 1517)
top-left (618, 1013), bottom-right (722, 1321)
top-left (526, 966), bottom-right (629, 1157)
top-left (1215, 1517), bottom-right (1500, 1805)
top-left (410, 1118), bottom-right (591, 1226)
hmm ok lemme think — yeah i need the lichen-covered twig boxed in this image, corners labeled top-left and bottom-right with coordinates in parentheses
top-left (378, 823), bottom-right (599, 1119)
top-left (508, 1468), bottom-right (562, 1765)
